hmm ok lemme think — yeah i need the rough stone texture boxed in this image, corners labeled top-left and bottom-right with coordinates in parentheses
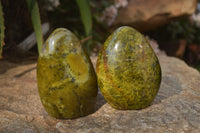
top-left (114, 0), bottom-right (197, 31)
top-left (0, 55), bottom-right (200, 132)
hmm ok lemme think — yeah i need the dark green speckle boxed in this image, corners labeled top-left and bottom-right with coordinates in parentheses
top-left (96, 26), bottom-right (161, 110)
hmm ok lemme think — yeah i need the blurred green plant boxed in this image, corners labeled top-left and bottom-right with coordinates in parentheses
top-left (0, 0), bottom-right (5, 59)
top-left (1, 0), bottom-right (111, 57)
top-left (46, 0), bottom-right (111, 54)
top-left (168, 17), bottom-right (200, 72)
top-left (147, 16), bottom-right (200, 71)
top-left (26, 0), bottom-right (43, 55)
top-left (0, 0), bottom-right (43, 57)
top-left (75, 0), bottom-right (92, 36)
top-left (75, 0), bottom-right (92, 52)
top-left (167, 17), bottom-right (200, 44)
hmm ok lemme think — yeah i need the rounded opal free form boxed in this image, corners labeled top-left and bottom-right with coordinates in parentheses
top-left (96, 26), bottom-right (161, 110)
top-left (37, 28), bottom-right (98, 119)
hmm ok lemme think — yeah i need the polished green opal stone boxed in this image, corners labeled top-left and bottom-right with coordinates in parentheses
top-left (37, 28), bottom-right (98, 119)
top-left (96, 26), bottom-right (161, 110)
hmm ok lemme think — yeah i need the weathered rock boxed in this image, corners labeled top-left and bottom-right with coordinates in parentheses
top-left (0, 54), bottom-right (200, 132)
top-left (104, 0), bottom-right (197, 31)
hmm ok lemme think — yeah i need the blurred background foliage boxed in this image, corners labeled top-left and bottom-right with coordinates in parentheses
top-left (146, 15), bottom-right (200, 71)
top-left (147, 16), bottom-right (200, 45)
top-left (0, 0), bottom-right (4, 59)
top-left (45, 0), bottom-right (112, 54)
top-left (0, 0), bottom-right (114, 56)
top-left (26, 0), bottom-right (43, 55)
top-left (0, 0), bottom-right (200, 70)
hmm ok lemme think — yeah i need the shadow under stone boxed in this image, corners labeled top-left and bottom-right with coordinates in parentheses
top-left (95, 90), bottom-right (107, 111)
top-left (153, 74), bottom-right (182, 104)
top-left (95, 74), bottom-right (182, 111)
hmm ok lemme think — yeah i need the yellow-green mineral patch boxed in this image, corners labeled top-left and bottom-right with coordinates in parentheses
top-left (96, 26), bottom-right (161, 110)
top-left (37, 28), bottom-right (98, 119)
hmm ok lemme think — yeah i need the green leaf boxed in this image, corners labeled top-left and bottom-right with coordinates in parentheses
top-left (76, 0), bottom-right (92, 36)
top-left (0, 1), bottom-right (4, 59)
top-left (26, 0), bottom-right (43, 55)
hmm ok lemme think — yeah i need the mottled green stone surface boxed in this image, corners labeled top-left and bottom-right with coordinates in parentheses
top-left (37, 28), bottom-right (98, 119)
top-left (96, 26), bottom-right (161, 110)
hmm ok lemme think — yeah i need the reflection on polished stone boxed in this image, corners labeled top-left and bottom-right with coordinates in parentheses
top-left (96, 26), bottom-right (161, 110)
top-left (37, 28), bottom-right (98, 119)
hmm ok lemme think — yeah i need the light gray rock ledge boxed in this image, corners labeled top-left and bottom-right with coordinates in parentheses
top-left (0, 55), bottom-right (200, 133)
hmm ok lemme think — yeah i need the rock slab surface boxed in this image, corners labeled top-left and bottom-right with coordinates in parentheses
top-left (0, 55), bottom-right (200, 133)
top-left (114, 0), bottom-right (197, 31)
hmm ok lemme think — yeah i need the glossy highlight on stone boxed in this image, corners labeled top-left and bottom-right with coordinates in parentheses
top-left (37, 28), bottom-right (98, 119)
top-left (96, 26), bottom-right (161, 110)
